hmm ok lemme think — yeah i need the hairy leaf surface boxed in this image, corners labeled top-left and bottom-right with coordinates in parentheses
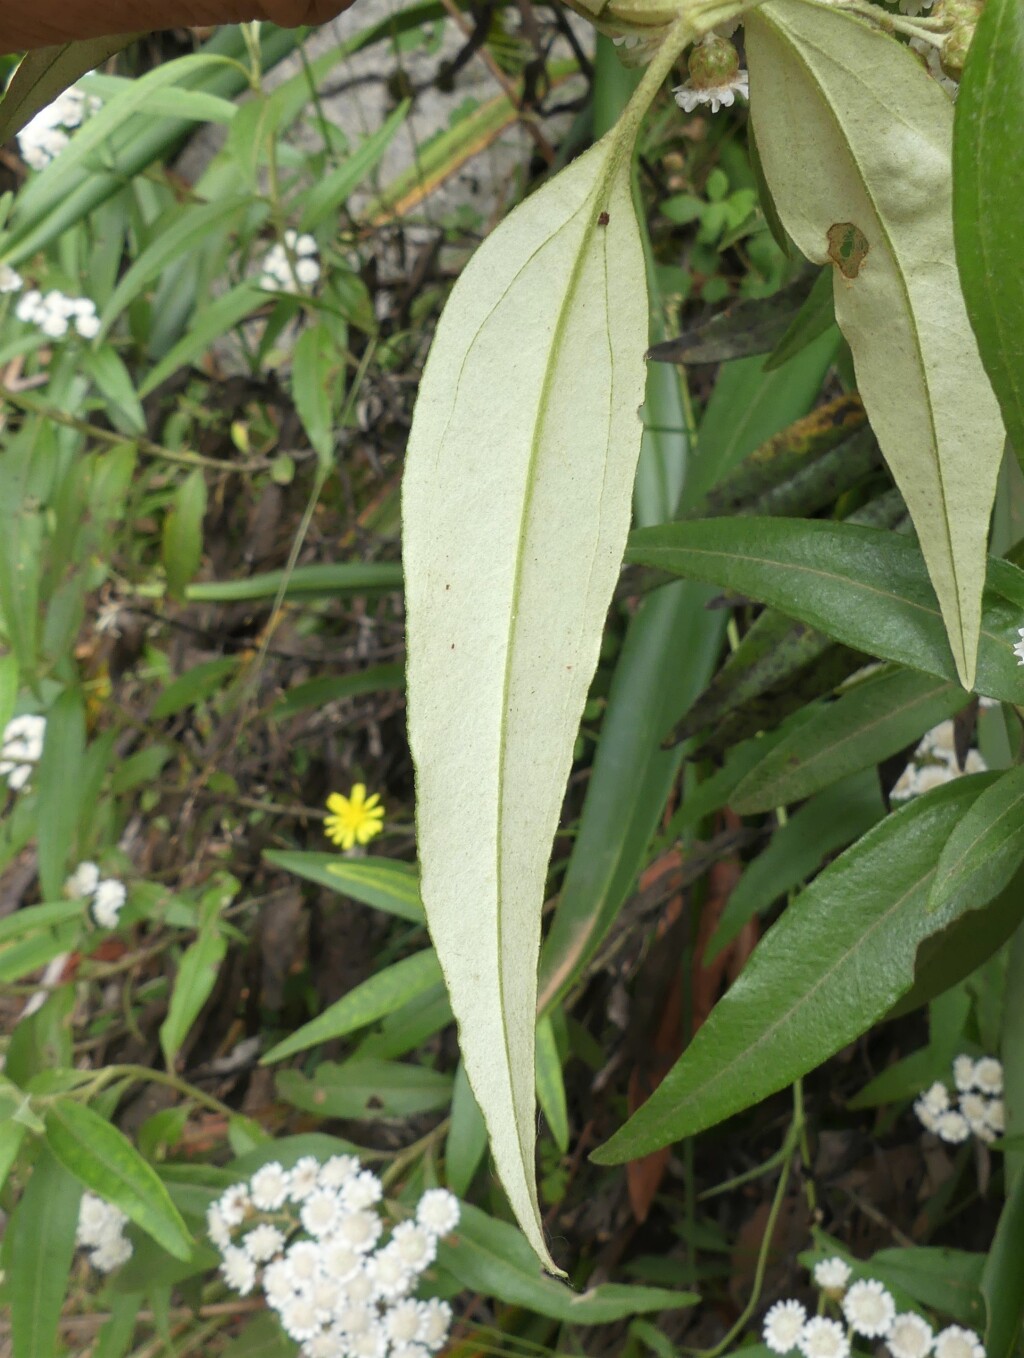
top-left (403, 134), bottom-right (647, 1271)
top-left (746, 0), bottom-right (1004, 687)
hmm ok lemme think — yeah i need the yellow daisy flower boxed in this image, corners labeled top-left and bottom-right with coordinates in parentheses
top-left (324, 784), bottom-right (385, 851)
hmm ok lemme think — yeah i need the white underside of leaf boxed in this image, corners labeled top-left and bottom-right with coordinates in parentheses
top-left (746, 0), bottom-right (1005, 689)
top-left (403, 135), bottom-right (647, 1272)
top-left (0, 36), bottom-right (138, 144)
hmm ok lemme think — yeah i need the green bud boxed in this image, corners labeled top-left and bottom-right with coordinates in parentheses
top-left (940, 22), bottom-right (974, 77)
top-left (688, 34), bottom-right (740, 90)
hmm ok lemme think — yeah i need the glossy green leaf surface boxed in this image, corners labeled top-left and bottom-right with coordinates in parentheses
top-left (263, 850), bottom-right (423, 923)
top-left (45, 1100), bottom-right (193, 1261)
top-left (277, 1059), bottom-right (452, 1120)
top-left (403, 127), bottom-right (648, 1271)
top-left (626, 518), bottom-right (1024, 703)
top-left (954, 0), bottom-right (1024, 460)
top-left (747, 0), bottom-right (1005, 687)
top-left (594, 776), bottom-right (995, 1162)
top-left (929, 765), bottom-right (1024, 917)
top-left (9, 1149), bottom-right (80, 1358)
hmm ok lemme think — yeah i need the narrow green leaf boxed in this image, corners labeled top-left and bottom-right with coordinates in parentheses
top-left (262, 950), bottom-right (442, 1063)
top-left (594, 776), bottom-right (996, 1162)
top-left (45, 1100), bottom-right (193, 1261)
top-left (929, 766), bottom-right (1024, 917)
top-left (403, 127), bottom-right (649, 1272)
top-left (747, 0), bottom-right (1005, 687)
top-left (220, 1314), bottom-right (295, 1358)
top-left (0, 37), bottom-right (136, 144)
top-left (733, 666), bottom-right (968, 812)
top-left (185, 561), bottom-right (403, 603)
top-left (953, 0), bottom-right (1024, 462)
top-left (162, 469), bottom-right (207, 600)
top-left (35, 689), bottom-right (86, 902)
top-left (300, 100), bottom-right (410, 231)
top-left (646, 271), bottom-right (818, 365)
top-left (982, 1169), bottom-right (1024, 1358)
top-left (0, 1093), bottom-right (29, 1193)
top-left (263, 851), bottom-right (423, 923)
top-left (151, 657), bottom-right (238, 720)
top-left (437, 1203), bottom-right (698, 1322)
top-left (159, 920), bottom-right (227, 1069)
top-left (864, 1247), bottom-right (984, 1327)
top-left (139, 284), bottom-right (266, 398)
top-left (535, 1014), bottom-right (569, 1152)
top-left (446, 1061), bottom-right (488, 1197)
top-left (292, 327), bottom-right (337, 468)
top-left (0, 653), bottom-right (18, 734)
top-left (80, 347), bottom-right (147, 435)
top-left (625, 518), bottom-right (1024, 704)
top-left (764, 266), bottom-right (836, 370)
top-left (272, 664), bottom-right (405, 718)
top-left (9, 1148), bottom-right (81, 1358)
top-left (277, 1059), bottom-right (452, 1120)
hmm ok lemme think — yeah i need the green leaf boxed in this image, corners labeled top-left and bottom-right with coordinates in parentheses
top-left (982, 1169), bottom-right (1024, 1358)
top-left (80, 347), bottom-right (147, 436)
top-left (138, 283), bottom-right (266, 399)
top-left (0, 37), bottom-right (136, 144)
top-left (8, 1148), bottom-right (81, 1358)
top-left (403, 127), bottom-right (649, 1272)
top-left (764, 266), bottom-right (836, 370)
top-left (220, 1314), bottom-right (295, 1358)
top-left (276, 1058), bottom-right (452, 1120)
top-left (437, 1203), bottom-right (698, 1322)
top-left (45, 1100), bottom-right (193, 1261)
top-left (446, 1061), bottom-right (488, 1197)
top-left (733, 666), bottom-right (968, 812)
top-left (593, 776), bottom-right (996, 1163)
top-left (262, 950), bottom-right (442, 1062)
top-left (929, 766), bottom-right (1024, 918)
top-left (159, 913), bottom-right (227, 1069)
top-left (185, 561), bottom-right (403, 603)
top-left (151, 657), bottom-right (239, 720)
top-left (291, 327), bottom-right (337, 468)
top-left (954, 0), bottom-right (1024, 463)
top-left (625, 518), bottom-right (1024, 704)
top-left (0, 1093), bottom-right (29, 1193)
top-left (535, 1014), bottom-right (569, 1152)
top-left (263, 851), bottom-right (424, 923)
top-left (0, 653), bottom-right (18, 736)
top-left (272, 664), bottom-right (405, 718)
top-left (35, 689), bottom-right (86, 902)
top-left (162, 469), bottom-right (208, 600)
top-left (300, 100), bottom-right (410, 231)
top-left (747, 0), bottom-right (1004, 688)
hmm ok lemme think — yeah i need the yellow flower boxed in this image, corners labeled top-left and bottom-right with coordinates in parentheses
top-left (324, 785), bottom-right (385, 851)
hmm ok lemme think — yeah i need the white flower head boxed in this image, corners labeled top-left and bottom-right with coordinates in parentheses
top-left (960, 1092), bottom-right (990, 1136)
top-left (390, 1220), bottom-right (437, 1272)
top-left (90, 1233), bottom-right (133, 1272)
top-left (920, 1080), bottom-right (951, 1114)
top-left (218, 1182), bottom-right (252, 1227)
top-left (289, 1156), bottom-right (322, 1201)
top-left (0, 713), bottom-right (46, 789)
top-left (386, 1299), bottom-right (425, 1345)
top-left (336, 1300), bottom-right (376, 1336)
top-left (207, 1201), bottom-right (232, 1250)
top-left (799, 1317), bottom-right (851, 1358)
top-left (250, 1161), bottom-right (292, 1210)
top-left (0, 264), bottom-right (22, 294)
top-left (953, 1055), bottom-right (977, 1091)
top-left (764, 1300), bottom-right (807, 1354)
top-left (345, 1266), bottom-right (375, 1305)
top-left (301, 1187), bottom-right (343, 1238)
top-left (302, 1333), bottom-right (342, 1358)
top-left (341, 1169), bottom-right (383, 1212)
top-left (985, 1098), bottom-right (1005, 1134)
top-left (65, 861), bottom-right (100, 899)
top-left (416, 1188), bottom-right (460, 1237)
top-left (309, 1272), bottom-right (343, 1320)
top-left (91, 878), bottom-right (127, 929)
top-left (221, 1244), bottom-right (257, 1295)
top-left (843, 1278), bottom-right (896, 1338)
top-left (888, 1312), bottom-right (935, 1358)
top-left (319, 1154), bottom-right (360, 1190)
top-left (674, 32), bottom-right (747, 115)
top-left (416, 1298), bottom-right (453, 1351)
top-left (337, 1208), bottom-right (383, 1254)
top-left (280, 1292), bottom-right (321, 1342)
top-left (320, 1234), bottom-right (362, 1285)
top-left (244, 1222), bottom-right (286, 1263)
top-left (934, 1327), bottom-right (985, 1358)
top-left (813, 1256), bottom-right (851, 1293)
top-left (262, 1257), bottom-right (295, 1308)
top-left (367, 1242), bottom-right (414, 1298)
top-left (674, 69), bottom-right (748, 113)
top-left (347, 1325), bottom-right (389, 1358)
top-left (77, 1192), bottom-right (128, 1248)
top-left (391, 1347), bottom-right (431, 1358)
top-left (973, 1057), bottom-right (1003, 1095)
top-left (1014, 627), bottom-right (1024, 666)
top-left (935, 1109), bottom-right (972, 1144)
top-left (285, 1238), bottom-right (322, 1285)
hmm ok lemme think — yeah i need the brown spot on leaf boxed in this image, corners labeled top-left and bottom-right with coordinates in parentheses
top-left (827, 222), bottom-right (869, 279)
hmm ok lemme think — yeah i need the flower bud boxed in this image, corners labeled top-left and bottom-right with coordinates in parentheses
top-left (940, 22), bottom-right (974, 77)
top-left (688, 34), bottom-right (741, 91)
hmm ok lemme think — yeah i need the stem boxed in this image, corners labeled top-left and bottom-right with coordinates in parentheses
top-left (74, 1063), bottom-right (239, 1122)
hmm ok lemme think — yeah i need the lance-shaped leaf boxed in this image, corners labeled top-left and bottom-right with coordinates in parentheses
top-left (0, 37), bottom-right (137, 145)
top-left (746, 0), bottom-right (1005, 688)
top-left (403, 136), bottom-right (647, 1272)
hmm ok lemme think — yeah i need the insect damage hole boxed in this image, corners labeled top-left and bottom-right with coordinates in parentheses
top-left (827, 222), bottom-right (869, 279)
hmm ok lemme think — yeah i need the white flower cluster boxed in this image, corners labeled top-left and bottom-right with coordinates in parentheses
top-left (0, 264), bottom-right (23, 294)
top-left (65, 861), bottom-right (128, 930)
top-left (260, 231), bottom-right (321, 294)
top-left (15, 288), bottom-right (100, 339)
top-left (764, 1260), bottom-right (985, 1358)
top-left (76, 1191), bottom-right (134, 1272)
top-left (209, 1156), bottom-right (459, 1358)
top-left (673, 69), bottom-right (749, 114)
top-left (890, 720), bottom-right (986, 801)
top-left (914, 1055), bottom-right (1004, 1145)
top-left (0, 714), bottom-right (45, 791)
top-left (17, 86), bottom-right (101, 171)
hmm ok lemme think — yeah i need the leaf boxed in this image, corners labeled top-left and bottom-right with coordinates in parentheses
top-left (593, 776), bottom-right (996, 1163)
top-left (446, 1061), bottom-right (488, 1197)
top-left (162, 469), bottom-right (208, 600)
top-left (982, 1169), bottom-right (1024, 1358)
top-left (35, 689), bottom-right (86, 902)
top-left (402, 130), bottom-right (648, 1272)
top-left (277, 1058), bottom-right (452, 1120)
top-left (746, 0), bottom-right (1005, 688)
top-left (764, 266), bottom-right (837, 370)
top-left (221, 1314), bottom-right (295, 1358)
top-left (272, 664), bottom-right (405, 718)
top-left (0, 1093), bottom-right (28, 1193)
top-left (953, 0), bottom-right (1024, 463)
top-left (185, 561), bottom-right (403, 603)
top-left (138, 283), bottom-right (266, 399)
top-left (625, 518), bottom-right (1024, 704)
top-left (263, 851), bottom-right (424, 923)
top-left (0, 653), bottom-right (17, 735)
top-left (733, 666), bottom-right (968, 812)
top-left (0, 37), bottom-right (137, 144)
top-left (262, 950), bottom-right (442, 1062)
top-left (151, 657), bottom-right (238, 720)
top-left (535, 1014), bottom-right (569, 1152)
top-left (437, 1203), bottom-right (698, 1322)
top-left (646, 270), bottom-right (818, 365)
top-left (292, 327), bottom-right (337, 468)
top-left (159, 916), bottom-right (227, 1069)
top-left (300, 100), bottom-right (410, 231)
top-left (8, 1148), bottom-right (81, 1358)
top-left (929, 766), bottom-right (1024, 917)
top-left (45, 1100), bottom-right (193, 1261)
